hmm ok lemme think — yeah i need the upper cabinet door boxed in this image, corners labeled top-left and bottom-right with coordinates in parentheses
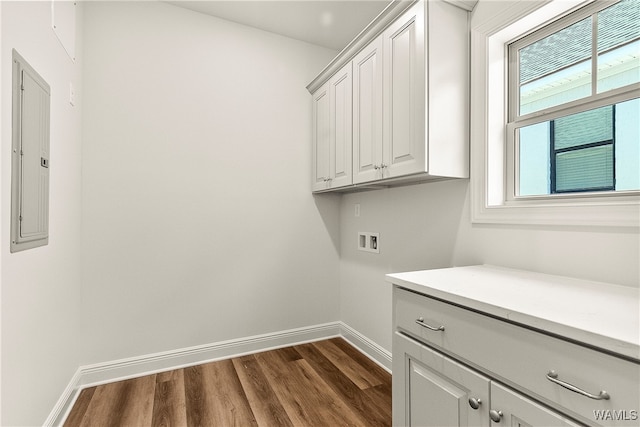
top-left (329, 63), bottom-right (353, 188)
top-left (383, 1), bottom-right (426, 178)
top-left (352, 35), bottom-right (384, 184)
top-left (312, 83), bottom-right (331, 192)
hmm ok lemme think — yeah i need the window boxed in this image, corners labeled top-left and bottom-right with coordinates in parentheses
top-left (470, 0), bottom-right (640, 226)
top-left (508, 0), bottom-right (639, 199)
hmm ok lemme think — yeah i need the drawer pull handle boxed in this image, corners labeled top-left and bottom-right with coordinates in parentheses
top-left (415, 317), bottom-right (445, 331)
top-left (489, 409), bottom-right (503, 422)
top-left (546, 370), bottom-right (610, 400)
top-left (468, 397), bottom-right (482, 410)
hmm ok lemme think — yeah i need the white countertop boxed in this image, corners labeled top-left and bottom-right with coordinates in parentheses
top-left (386, 265), bottom-right (640, 361)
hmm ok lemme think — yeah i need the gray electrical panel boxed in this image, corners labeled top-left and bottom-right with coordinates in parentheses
top-left (11, 50), bottom-right (50, 252)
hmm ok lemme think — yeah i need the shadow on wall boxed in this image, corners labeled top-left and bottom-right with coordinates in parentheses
top-left (339, 179), bottom-right (470, 273)
top-left (313, 192), bottom-right (342, 255)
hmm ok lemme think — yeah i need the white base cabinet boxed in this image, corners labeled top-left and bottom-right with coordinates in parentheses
top-left (389, 266), bottom-right (640, 427)
top-left (394, 332), bottom-right (583, 427)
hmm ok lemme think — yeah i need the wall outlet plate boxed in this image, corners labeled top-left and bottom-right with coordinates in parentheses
top-left (357, 232), bottom-right (380, 253)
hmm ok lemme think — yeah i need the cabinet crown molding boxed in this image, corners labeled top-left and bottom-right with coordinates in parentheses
top-left (306, 0), bottom-right (416, 94)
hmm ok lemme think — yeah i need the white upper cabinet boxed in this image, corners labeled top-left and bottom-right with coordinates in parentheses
top-left (312, 62), bottom-right (353, 192)
top-left (308, 0), bottom-right (470, 193)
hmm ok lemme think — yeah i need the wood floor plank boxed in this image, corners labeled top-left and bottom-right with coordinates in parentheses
top-left (255, 348), bottom-right (366, 426)
top-left (78, 380), bottom-right (132, 427)
top-left (363, 382), bottom-right (393, 419)
top-left (118, 375), bottom-right (157, 426)
top-left (184, 360), bottom-right (257, 426)
top-left (63, 387), bottom-right (96, 427)
top-left (312, 338), bottom-right (383, 390)
top-left (232, 355), bottom-right (293, 427)
top-left (152, 369), bottom-right (187, 427)
top-left (78, 375), bottom-right (156, 427)
top-left (329, 337), bottom-right (391, 387)
top-left (294, 342), bottom-right (391, 427)
top-left (156, 369), bottom-right (182, 384)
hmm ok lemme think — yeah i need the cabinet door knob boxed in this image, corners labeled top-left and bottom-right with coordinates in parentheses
top-left (468, 397), bottom-right (482, 410)
top-left (489, 410), bottom-right (503, 423)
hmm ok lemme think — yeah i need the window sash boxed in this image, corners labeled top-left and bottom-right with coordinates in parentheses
top-left (506, 92), bottom-right (639, 201)
top-left (508, 0), bottom-right (639, 124)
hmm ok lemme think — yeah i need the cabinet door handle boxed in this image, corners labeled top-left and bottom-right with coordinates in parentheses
top-left (415, 317), bottom-right (445, 331)
top-left (489, 410), bottom-right (503, 422)
top-left (546, 370), bottom-right (610, 400)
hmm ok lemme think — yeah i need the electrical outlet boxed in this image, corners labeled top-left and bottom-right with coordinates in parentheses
top-left (357, 232), bottom-right (380, 253)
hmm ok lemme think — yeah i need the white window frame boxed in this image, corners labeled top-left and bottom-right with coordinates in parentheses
top-left (470, 0), bottom-right (640, 227)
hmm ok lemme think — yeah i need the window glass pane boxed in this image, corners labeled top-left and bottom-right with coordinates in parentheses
top-left (615, 97), bottom-right (640, 190)
top-left (516, 98), bottom-right (640, 196)
top-left (518, 122), bottom-right (550, 196)
top-left (554, 105), bottom-right (613, 150)
top-left (519, 17), bottom-right (592, 115)
top-left (597, 0), bottom-right (640, 93)
top-left (555, 145), bottom-right (614, 192)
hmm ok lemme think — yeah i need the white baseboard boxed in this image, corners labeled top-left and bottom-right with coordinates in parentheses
top-left (43, 368), bottom-right (82, 427)
top-left (78, 322), bottom-right (342, 388)
top-left (339, 322), bottom-right (392, 372)
top-left (46, 321), bottom-right (390, 426)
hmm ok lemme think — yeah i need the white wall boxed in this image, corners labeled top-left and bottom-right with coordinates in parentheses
top-left (0, 2), bottom-right (84, 425)
top-left (339, 178), bottom-right (640, 352)
top-left (339, 180), bottom-right (469, 351)
top-left (80, 2), bottom-right (340, 365)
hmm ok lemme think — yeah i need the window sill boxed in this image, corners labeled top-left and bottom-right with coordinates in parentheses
top-left (472, 193), bottom-right (640, 227)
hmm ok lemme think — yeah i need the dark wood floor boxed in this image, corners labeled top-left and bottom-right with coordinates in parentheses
top-left (64, 337), bottom-right (392, 426)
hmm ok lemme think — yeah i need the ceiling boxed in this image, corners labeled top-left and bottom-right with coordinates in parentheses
top-left (166, 1), bottom-right (393, 51)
